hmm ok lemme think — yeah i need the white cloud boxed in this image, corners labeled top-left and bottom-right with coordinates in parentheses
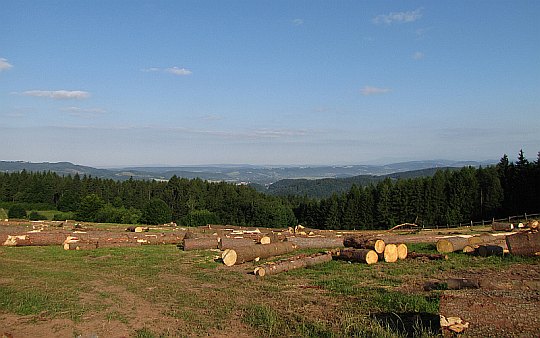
top-left (292, 18), bottom-right (304, 26)
top-left (0, 58), bottom-right (13, 71)
top-left (166, 67), bottom-right (192, 76)
top-left (21, 90), bottom-right (90, 99)
top-left (412, 51), bottom-right (424, 60)
top-left (360, 86), bottom-right (391, 96)
top-left (373, 8), bottom-right (423, 25)
top-left (143, 66), bottom-right (192, 76)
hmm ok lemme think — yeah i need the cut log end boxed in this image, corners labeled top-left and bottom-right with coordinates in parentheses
top-left (383, 243), bottom-right (398, 263)
top-left (373, 239), bottom-right (386, 254)
top-left (365, 250), bottom-right (379, 264)
top-left (254, 267), bottom-right (266, 277)
top-left (396, 243), bottom-right (408, 259)
top-left (222, 249), bottom-right (237, 266)
top-left (259, 236), bottom-right (271, 245)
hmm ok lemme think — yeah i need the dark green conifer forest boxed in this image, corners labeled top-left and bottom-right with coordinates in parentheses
top-left (0, 151), bottom-right (538, 229)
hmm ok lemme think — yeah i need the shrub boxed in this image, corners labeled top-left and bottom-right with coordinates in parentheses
top-left (8, 204), bottom-right (27, 219)
top-left (28, 211), bottom-right (47, 221)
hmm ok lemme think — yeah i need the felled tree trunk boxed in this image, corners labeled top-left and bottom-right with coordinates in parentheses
top-left (476, 245), bottom-right (505, 257)
top-left (343, 236), bottom-right (385, 253)
top-left (468, 233), bottom-right (496, 245)
top-left (506, 231), bottom-right (540, 256)
top-left (492, 222), bottom-right (514, 231)
top-left (182, 237), bottom-right (219, 251)
top-left (437, 237), bottom-right (470, 253)
top-left (254, 252), bottom-right (332, 277)
top-left (333, 248), bottom-right (378, 264)
top-left (136, 232), bottom-right (185, 244)
top-left (3, 232), bottom-right (69, 246)
top-left (222, 242), bottom-right (296, 266)
top-left (218, 237), bottom-right (256, 250)
top-left (63, 242), bottom-right (98, 250)
top-left (285, 237), bottom-right (344, 249)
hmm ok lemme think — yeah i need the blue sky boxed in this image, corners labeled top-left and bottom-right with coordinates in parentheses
top-left (1, 1), bottom-right (539, 166)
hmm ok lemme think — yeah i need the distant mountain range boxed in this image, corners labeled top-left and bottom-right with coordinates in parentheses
top-left (0, 160), bottom-right (495, 188)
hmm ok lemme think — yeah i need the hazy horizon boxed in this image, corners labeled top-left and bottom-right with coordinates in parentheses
top-left (2, 1), bottom-right (539, 166)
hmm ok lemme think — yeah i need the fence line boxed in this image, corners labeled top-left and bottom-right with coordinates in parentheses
top-left (422, 212), bottom-right (540, 230)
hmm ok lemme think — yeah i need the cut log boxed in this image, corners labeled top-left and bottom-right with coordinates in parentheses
top-left (462, 245), bottom-right (478, 254)
top-left (396, 243), bottom-right (408, 259)
top-left (63, 242), bottom-right (98, 250)
top-left (218, 237), bottom-right (256, 250)
top-left (467, 233), bottom-right (496, 245)
top-left (254, 252), bottom-right (332, 277)
top-left (343, 236), bottom-right (385, 253)
top-left (492, 222), bottom-right (514, 231)
top-left (285, 237), bottom-right (344, 249)
top-left (506, 231), bottom-right (540, 256)
top-left (476, 245), bottom-right (505, 257)
top-left (378, 243), bottom-right (398, 262)
top-left (333, 248), bottom-right (378, 264)
top-left (436, 237), bottom-right (470, 253)
top-left (182, 237), bottom-right (219, 251)
top-left (258, 232), bottom-right (279, 244)
top-left (97, 241), bottom-right (143, 249)
top-left (407, 252), bottom-right (448, 260)
top-left (3, 233), bottom-right (69, 246)
top-left (222, 242), bottom-right (297, 266)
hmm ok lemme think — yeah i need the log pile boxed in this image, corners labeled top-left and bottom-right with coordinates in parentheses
top-left (64, 231), bottom-right (186, 250)
top-left (343, 236), bottom-right (385, 253)
top-left (333, 248), bottom-right (378, 264)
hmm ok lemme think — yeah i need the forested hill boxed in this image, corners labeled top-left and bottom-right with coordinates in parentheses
top-left (265, 167), bottom-right (457, 199)
top-left (0, 160), bottom-right (493, 185)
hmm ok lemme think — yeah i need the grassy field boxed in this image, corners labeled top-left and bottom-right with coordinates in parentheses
top-left (0, 236), bottom-right (538, 337)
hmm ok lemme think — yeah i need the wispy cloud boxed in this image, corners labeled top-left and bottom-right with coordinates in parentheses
top-left (202, 114), bottom-right (223, 121)
top-left (292, 18), bottom-right (304, 26)
top-left (21, 90), bottom-right (90, 99)
top-left (143, 66), bottom-right (192, 76)
top-left (165, 67), bottom-right (192, 76)
top-left (360, 86), bottom-right (391, 96)
top-left (373, 8), bottom-right (423, 25)
top-left (412, 51), bottom-right (424, 60)
top-left (0, 58), bottom-right (14, 72)
top-left (61, 106), bottom-right (106, 118)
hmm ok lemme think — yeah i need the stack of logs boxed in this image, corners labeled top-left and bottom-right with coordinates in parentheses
top-left (2, 230), bottom-right (186, 250)
top-left (336, 236), bottom-right (408, 264)
top-left (436, 226), bottom-right (540, 257)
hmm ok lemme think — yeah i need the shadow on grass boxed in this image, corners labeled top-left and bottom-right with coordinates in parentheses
top-left (371, 312), bottom-right (440, 337)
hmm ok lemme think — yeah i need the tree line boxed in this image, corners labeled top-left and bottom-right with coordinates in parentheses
top-left (291, 150), bottom-right (539, 229)
top-left (0, 150), bottom-right (538, 229)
